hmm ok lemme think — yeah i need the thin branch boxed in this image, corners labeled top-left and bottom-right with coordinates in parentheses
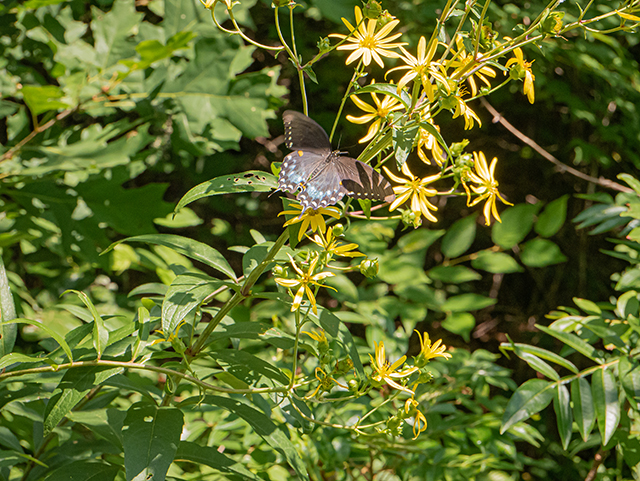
top-left (585, 448), bottom-right (607, 481)
top-left (480, 98), bottom-right (632, 193)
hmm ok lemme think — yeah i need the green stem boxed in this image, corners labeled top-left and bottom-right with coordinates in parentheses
top-left (330, 61), bottom-right (364, 143)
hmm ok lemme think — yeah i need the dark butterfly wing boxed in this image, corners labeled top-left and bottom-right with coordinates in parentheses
top-left (283, 110), bottom-right (331, 151)
top-left (333, 157), bottom-right (396, 204)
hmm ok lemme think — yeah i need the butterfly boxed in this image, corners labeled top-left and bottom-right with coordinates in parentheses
top-left (277, 110), bottom-right (395, 212)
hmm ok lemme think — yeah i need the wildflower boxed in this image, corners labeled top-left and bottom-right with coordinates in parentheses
top-left (439, 78), bottom-right (482, 130)
top-left (329, 6), bottom-right (405, 68)
top-left (404, 397), bottom-right (428, 439)
top-left (279, 202), bottom-right (341, 241)
top-left (505, 45), bottom-right (535, 103)
top-left (449, 35), bottom-right (496, 97)
top-left (416, 120), bottom-right (446, 166)
top-left (386, 36), bottom-right (446, 102)
top-left (309, 226), bottom-right (365, 258)
top-left (305, 367), bottom-right (348, 399)
top-left (369, 340), bottom-right (419, 394)
top-left (462, 151), bottom-right (512, 225)
top-left (413, 330), bottom-right (451, 368)
top-left (383, 162), bottom-right (440, 222)
top-left (346, 81), bottom-right (404, 143)
top-left (274, 255), bottom-right (335, 314)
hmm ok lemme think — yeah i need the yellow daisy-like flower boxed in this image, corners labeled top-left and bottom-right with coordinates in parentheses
top-left (383, 162), bottom-right (440, 222)
top-left (506, 46), bottom-right (535, 103)
top-left (386, 36), bottom-right (446, 102)
top-left (329, 6), bottom-right (406, 68)
top-left (369, 340), bottom-right (419, 394)
top-left (416, 119), bottom-right (446, 166)
top-left (309, 226), bottom-right (365, 259)
top-left (413, 330), bottom-right (451, 368)
top-left (404, 397), bottom-right (427, 439)
top-left (305, 367), bottom-right (348, 400)
top-left (462, 151), bottom-right (513, 225)
top-left (449, 35), bottom-right (496, 97)
top-left (279, 203), bottom-right (341, 241)
top-left (346, 81), bottom-right (404, 143)
top-left (274, 255), bottom-right (335, 314)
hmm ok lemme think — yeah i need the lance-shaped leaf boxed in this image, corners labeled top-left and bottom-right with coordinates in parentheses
top-left (63, 290), bottom-right (108, 360)
top-left (353, 82), bottom-right (411, 110)
top-left (0, 256), bottom-right (17, 358)
top-left (501, 379), bottom-right (554, 433)
top-left (502, 342), bottom-right (578, 373)
top-left (162, 273), bottom-right (227, 334)
top-left (105, 234), bottom-right (237, 281)
top-left (592, 367), bottom-right (621, 446)
top-left (175, 441), bottom-right (263, 480)
top-left (175, 171), bottom-right (277, 212)
top-left (554, 383), bottom-right (572, 450)
top-left (122, 403), bottom-right (184, 481)
top-left (535, 324), bottom-right (601, 362)
top-left (572, 377), bottom-right (595, 441)
top-left (43, 366), bottom-right (122, 435)
top-left (1, 318), bottom-right (73, 362)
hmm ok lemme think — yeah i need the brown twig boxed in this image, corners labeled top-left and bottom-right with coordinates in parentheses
top-left (1, 108), bottom-right (75, 163)
top-left (584, 448), bottom-right (607, 481)
top-left (479, 98), bottom-right (633, 194)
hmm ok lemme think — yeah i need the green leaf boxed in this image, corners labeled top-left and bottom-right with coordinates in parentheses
top-left (122, 403), bottom-right (184, 481)
top-left (621, 364), bottom-right (640, 409)
top-left (63, 290), bottom-right (108, 359)
top-left (491, 203), bottom-right (541, 249)
top-left (501, 379), bottom-right (554, 433)
top-left (616, 290), bottom-right (639, 319)
top-left (619, 173), bottom-right (640, 196)
top-left (40, 461), bottom-right (119, 481)
top-left (1, 318), bottom-right (73, 362)
top-left (353, 83), bottom-right (411, 110)
top-left (515, 350), bottom-right (559, 380)
top-left (573, 297), bottom-right (602, 315)
top-left (21, 85), bottom-right (70, 115)
top-left (392, 123), bottom-right (419, 165)
top-left (106, 234), bottom-right (237, 281)
top-left (189, 395), bottom-right (308, 479)
top-left (209, 349), bottom-right (289, 386)
top-left (440, 293), bottom-right (496, 312)
top-left (0, 257), bottom-right (17, 357)
top-left (162, 273), bottom-right (227, 334)
top-left (66, 408), bottom-right (126, 449)
top-left (520, 238), bottom-right (567, 267)
top-left (175, 441), bottom-right (263, 480)
top-left (397, 226), bottom-right (444, 254)
top-left (43, 367), bottom-right (122, 436)
top-left (91, 0), bottom-right (143, 69)
top-left (441, 312), bottom-right (475, 341)
top-left (441, 214), bottom-right (477, 258)
top-left (471, 250), bottom-right (523, 273)
top-left (501, 343), bottom-right (578, 373)
top-left (554, 384), bottom-right (572, 450)
top-left (175, 171), bottom-right (278, 212)
top-left (591, 367), bottom-right (620, 446)
top-left (535, 195), bottom-right (568, 237)
top-left (572, 377), bottom-right (595, 442)
top-left (0, 352), bottom-right (50, 370)
top-left (427, 265), bottom-right (481, 284)
top-left (418, 120), bottom-right (452, 159)
top-left (535, 324), bottom-right (600, 362)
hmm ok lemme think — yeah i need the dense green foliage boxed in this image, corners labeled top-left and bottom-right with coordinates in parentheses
top-left (1, 0), bottom-right (640, 479)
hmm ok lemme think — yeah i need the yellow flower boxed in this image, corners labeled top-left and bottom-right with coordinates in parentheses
top-left (413, 330), bottom-right (451, 367)
top-left (439, 78), bottom-right (482, 130)
top-left (329, 6), bottom-right (406, 68)
top-left (386, 36), bottom-right (446, 102)
top-left (416, 120), bottom-right (446, 166)
top-left (404, 397), bottom-right (427, 439)
top-left (279, 203), bottom-right (341, 241)
top-left (310, 226), bottom-right (365, 258)
top-left (274, 255), bottom-right (335, 314)
top-left (369, 340), bottom-right (419, 394)
top-left (449, 35), bottom-right (496, 97)
top-left (346, 81), bottom-right (404, 143)
top-left (383, 162), bottom-right (440, 222)
top-left (462, 151), bottom-right (513, 225)
top-left (505, 45), bottom-right (535, 103)
top-left (305, 367), bottom-right (348, 400)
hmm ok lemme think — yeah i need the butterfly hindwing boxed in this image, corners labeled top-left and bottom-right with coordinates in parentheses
top-left (334, 157), bottom-right (396, 204)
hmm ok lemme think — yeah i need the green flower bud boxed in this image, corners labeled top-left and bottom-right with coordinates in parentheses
top-left (332, 223), bottom-right (344, 237)
top-left (540, 11), bottom-right (564, 36)
top-left (377, 10), bottom-right (395, 27)
top-left (362, 0), bottom-right (382, 19)
top-left (272, 264), bottom-right (287, 277)
top-left (360, 258), bottom-right (379, 278)
top-left (334, 358), bottom-right (354, 375)
top-left (317, 36), bottom-right (331, 54)
top-left (401, 210), bottom-right (422, 229)
top-left (347, 379), bottom-right (359, 392)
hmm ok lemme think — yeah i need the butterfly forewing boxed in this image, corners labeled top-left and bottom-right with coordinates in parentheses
top-left (283, 110), bottom-right (331, 151)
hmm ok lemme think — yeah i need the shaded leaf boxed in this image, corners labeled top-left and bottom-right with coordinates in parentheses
top-left (441, 214), bottom-right (477, 258)
top-left (592, 367), bottom-right (620, 446)
top-left (501, 379), bottom-right (554, 433)
top-left (554, 384), bottom-right (572, 450)
top-left (571, 377), bottom-right (595, 442)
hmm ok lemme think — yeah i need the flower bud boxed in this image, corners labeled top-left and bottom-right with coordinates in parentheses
top-left (362, 0), bottom-right (382, 19)
top-left (347, 379), bottom-right (359, 392)
top-left (334, 358), bottom-right (354, 375)
top-left (272, 265), bottom-right (287, 277)
top-left (401, 210), bottom-right (422, 229)
top-left (540, 11), bottom-right (564, 36)
top-left (377, 10), bottom-right (395, 27)
top-left (360, 258), bottom-right (379, 278)
top-left (332, 223), bottom-right (344, 237)
top-left (317, 36), bottom-right (331, 54)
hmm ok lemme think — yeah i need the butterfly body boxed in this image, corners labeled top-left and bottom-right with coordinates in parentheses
top-left (278, 110), bottom-right (395, 212)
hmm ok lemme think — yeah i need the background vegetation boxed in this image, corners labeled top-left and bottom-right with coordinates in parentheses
top-left (1, 0), bottom-right (640, 479)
